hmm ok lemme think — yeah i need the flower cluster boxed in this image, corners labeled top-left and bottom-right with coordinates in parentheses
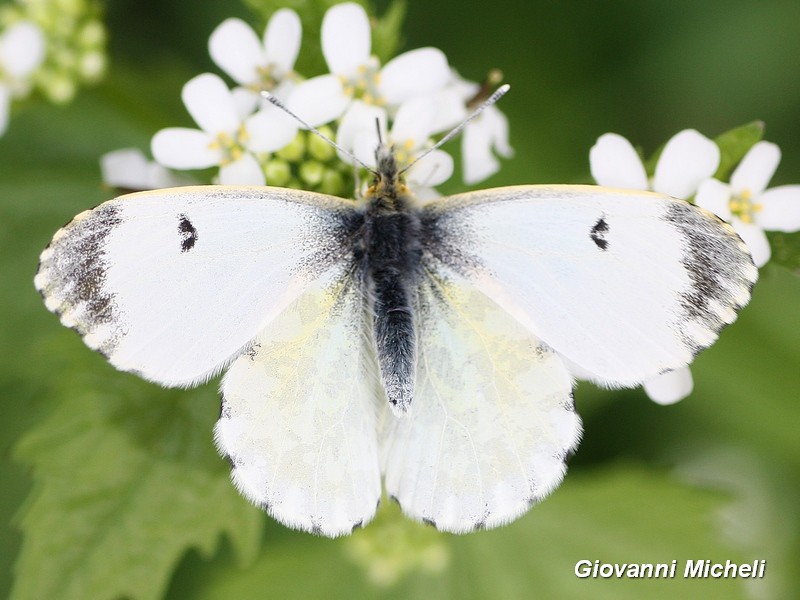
top-left (1, 0), bottom-right (106, 103)
top-left (590, 129), bottom-right (800, 404)
top-left (0, 20), bottom-right (45, 136)
top-left (146, 2), bottom-right (512, 196)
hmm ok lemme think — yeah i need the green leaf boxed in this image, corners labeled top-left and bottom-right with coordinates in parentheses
top-left (713, 121), bottom-right (765, 181)
top-left (166, 466), bottom-right (751, 600)
top-left (766, 231), bottom-right (800, 276)
top-left (11, 372), bottom-right (264, 600)
top-left (371, 0), bottom-right (407, 64)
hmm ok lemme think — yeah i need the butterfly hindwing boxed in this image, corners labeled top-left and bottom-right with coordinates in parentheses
top-left (216, 272), bottom-right (382, 537)
top-left (35, 185), bottom-right (360, 387)
top-left (381, 271), bottom-right (581, 533)
top-left (422, 185), bottom-right (758, 386)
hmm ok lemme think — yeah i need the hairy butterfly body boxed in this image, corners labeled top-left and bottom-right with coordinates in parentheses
top-left (35, 139), bottom-right (756, 536)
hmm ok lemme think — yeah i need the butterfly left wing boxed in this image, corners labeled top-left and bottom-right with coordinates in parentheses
top-left (216, 273), bottom-right (382, 537)
top-left (421, 185), bottom-right (757, 386)
top-left (381, 273), bottom-right (581, 533)
top-left (35, 186), bottom-right (360, 387)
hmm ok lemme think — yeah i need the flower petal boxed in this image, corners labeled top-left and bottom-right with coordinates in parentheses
top-left (0, 21), bottom-right (45, 78)
top-left (322, 2), bottom-right (370, 77)
top-left (391, 96), bottom-right (437, 149)
top-left (730, 141), bottom-right (780, 197)
top-left (462, 117), bottom-right (500, 185)
top-left (151, 127), bottom-right (220, 169)
top-left (695, 178), bottom-right (733, 221)
top-left (734, 221), bottom-right (771, 267)
top-left (407, 148), bottom-right (453, 187)
top-left (653, 129), bottom-right (719, 199)
top-left (231, 87), bottom-right (259, 119)
top-left (270, 79), bottom-right (297, 103)
top-left (101, 148), bottom-right (188, 190)
top-left (412, 186), bottom-right (441, 203)
top-left (264, 8), bottom-right (302, 75)
top-left (182, 73), bottom-right (240, 134)
top-left (589, 133), bottom-right (648, 189)
top-left (342, 101), bottom-right (387, 165)
top-left (219, 153), bottom-right (265, 185)
top-left (208, 18), bottom-right (264, 86)
top-left (0, 85), bottom-right (9, 136)
top-left (380, 48), bottom-right (450, 106)
top-left (459, 105), bottom-right (513, 185)
top-left (100, 148), bottom-right (151, 188)
top-left (353, 129), bottom-right (381, 168)
top-left (483, 105), bottom-right (513, 158)
top-left (643, 368), bottom-right (693, 405)
top-left (244, 105), bottom-right (298, 153)
top-left (757, 185), bottom-right (800, 232)
top-left (286, 74), bottom-right (349, 127)
top-left (430, 87), bottom-right (468, 134)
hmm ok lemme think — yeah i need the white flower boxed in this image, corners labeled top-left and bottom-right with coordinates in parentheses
top-left (151, 73), bottom-right (297, 185)
top-left (642, 368), bottom-right (694, 406)
top-left (431, 73), bottom-right (513, 185)
top-left (348, 96), bottom-right (454, 198)
top-left (101, 148), bottom-right (191, 190)
top-left (287, 2), bottom-right (450, 127)
top-left (695, 141), bottom-right (800, 268)
top-left (589, 129), bottom-right (720, 405)
top-left (590, 129), bottom-right (720, 199)
top-left (209, 10), bottom-right (301, 101)
top-left (0, 20), bottom-right (46, 136)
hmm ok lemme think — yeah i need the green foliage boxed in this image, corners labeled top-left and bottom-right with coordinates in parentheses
top-left (11, 375), bottom-right (263, 600)
top-left (2, 1), bottom-right (800, 599)
top-left (766, 231), bottom-right (800, 275)
top-left (713, 121), bottom-right (765, 182)
top-left (166, 467), bottom-right (749, 600)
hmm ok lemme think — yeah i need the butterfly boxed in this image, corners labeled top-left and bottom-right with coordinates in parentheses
top-left (34, 117), bottom-right (757, 537)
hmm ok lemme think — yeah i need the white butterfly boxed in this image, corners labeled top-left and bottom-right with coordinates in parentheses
top-left (34, 134), bottom-right (757, 537)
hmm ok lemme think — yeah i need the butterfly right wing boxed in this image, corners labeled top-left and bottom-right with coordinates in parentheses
top-left (420, 185), bottom-right (757, 386)
top-left (35, 185), bottom-right (362, 387)
top-left (381, 272), bottom-right (581, 533)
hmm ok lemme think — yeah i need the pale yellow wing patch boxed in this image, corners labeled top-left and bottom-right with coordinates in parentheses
top-left (380, 272), bottom-right (581, 533)
top-left (216, 275), bottom-right (381, 537)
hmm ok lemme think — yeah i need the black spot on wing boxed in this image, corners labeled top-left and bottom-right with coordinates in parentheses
top-left (178, 213), bottom-right (197, 252)
top-left (590, 216), bottom-right (609, 250)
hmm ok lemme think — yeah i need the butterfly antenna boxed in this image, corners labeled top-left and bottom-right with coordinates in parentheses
top-left (399, 83), bottom-right (510, 176)
top-left (260, 91), bottom-right (376, 175)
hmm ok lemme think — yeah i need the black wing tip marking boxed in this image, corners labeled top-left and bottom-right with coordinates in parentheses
top-left (665, 201), bottom-right (758, 355)
top-left (36, 204), bottom-right (123, 358)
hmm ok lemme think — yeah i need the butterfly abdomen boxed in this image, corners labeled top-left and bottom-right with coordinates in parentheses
top-left (362, 193), bottom-right (422, 415)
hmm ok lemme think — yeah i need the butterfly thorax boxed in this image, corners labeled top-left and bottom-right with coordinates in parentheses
top-left (359, 145), bottom-right (421, 415)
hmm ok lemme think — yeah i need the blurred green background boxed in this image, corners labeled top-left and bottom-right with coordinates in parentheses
top-left (1, 0), bottom-right (799, 598)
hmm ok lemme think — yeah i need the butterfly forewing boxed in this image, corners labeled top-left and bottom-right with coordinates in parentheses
top-left (422, 185), bottom-right (758, 387)
top-left (35, 186), bottom-right (361, 387)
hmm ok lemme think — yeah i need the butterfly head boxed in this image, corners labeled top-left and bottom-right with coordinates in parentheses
top-left (367, 144), bottom-right (409, 206)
